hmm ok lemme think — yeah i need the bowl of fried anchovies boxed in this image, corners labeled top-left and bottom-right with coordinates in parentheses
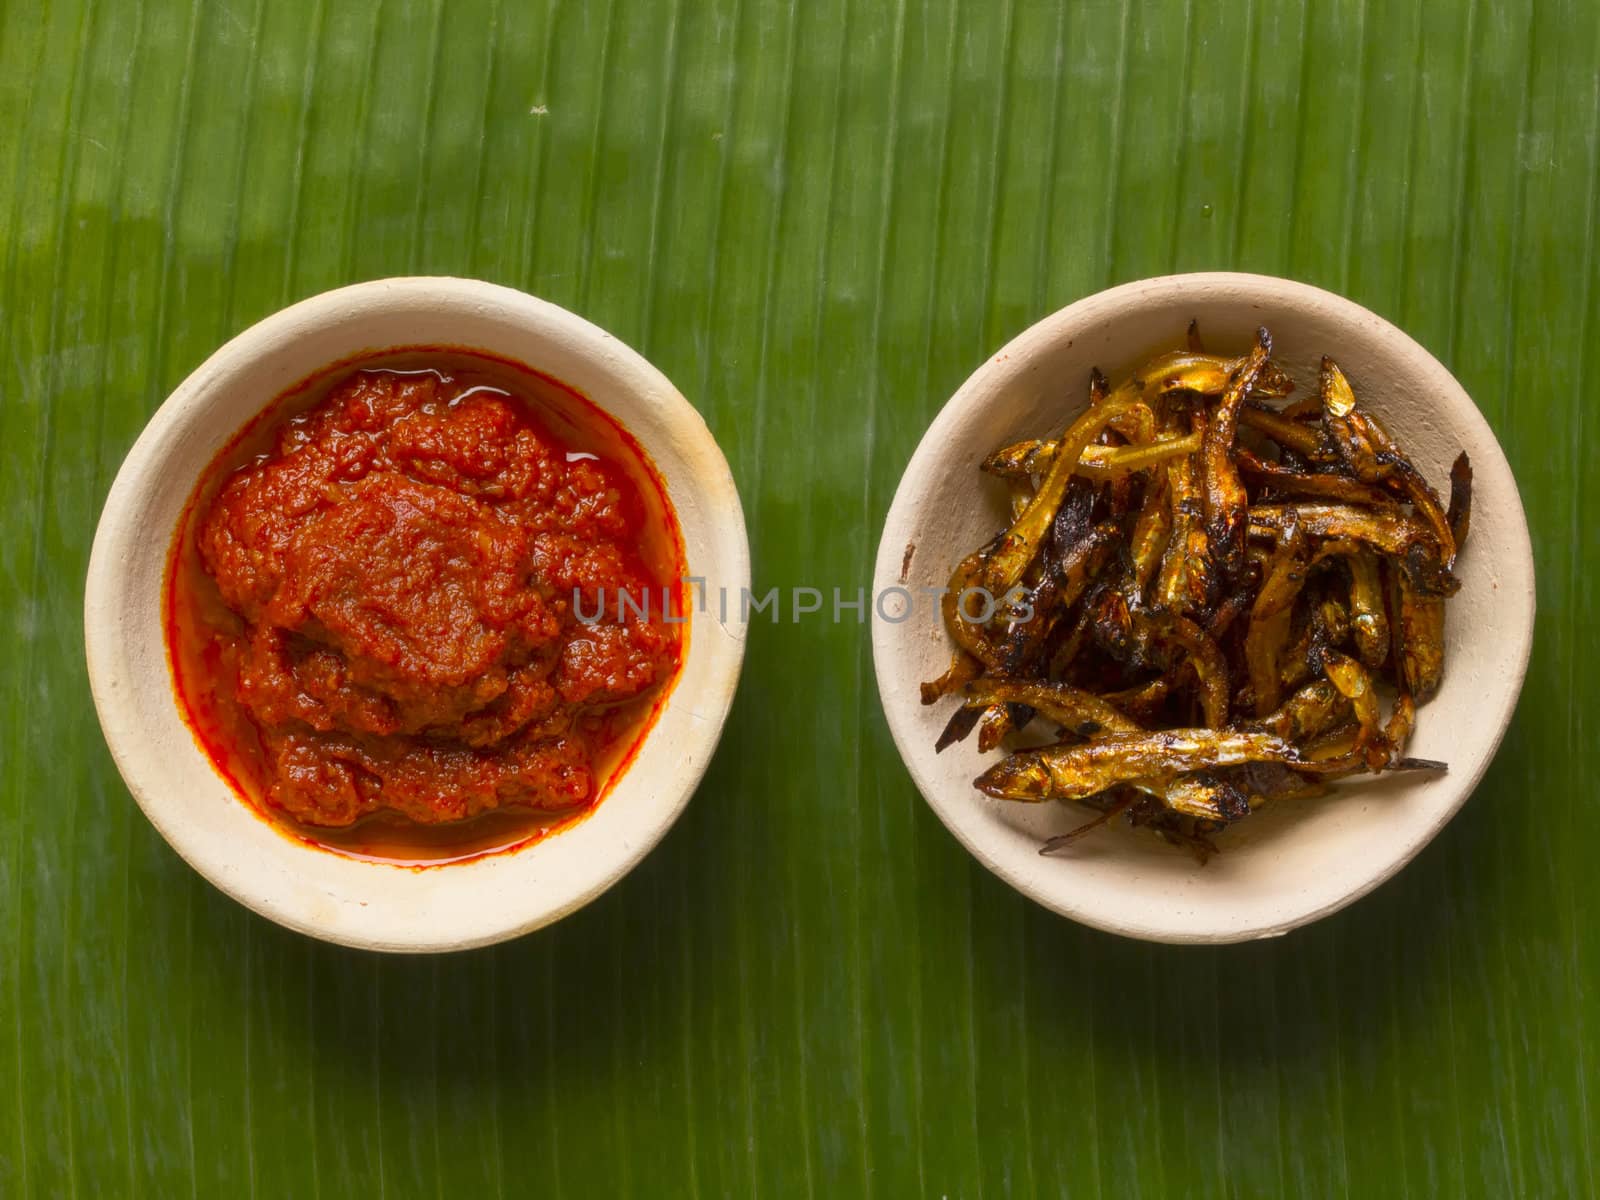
top-left (872, 273), bottom-right (1534, 943)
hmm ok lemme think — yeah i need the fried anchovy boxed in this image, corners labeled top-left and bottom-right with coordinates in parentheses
top-left (1248, 503), bottom-right (1457, 596)
top-left (1153, 412), bottom-right (1214, 616)
top-left (1234, 448), bottom-right (1397, 507)
top-left (1202, 327), bottom-right (1271, 580)
top-left (974, 729), bottom-right (1318, 802)
top-left (1320, 650), bottom-right (1388, 771)
top-left (981, 432), bottom-right (1202, 481)
top-left (1389, 561), bottom-right (1445, 702)
top-left (979, 395), bottom-right (1152, 597)
top-left (1127, 475), bottom-right (1173, 605)
top-left (1344, 550), bottom-right (1390, 669)
top-left (1320, 357), bottom-right (1457, 568)
top-left (1239, 404), bottom-right (1336, 461)
top-left (1163, 763), bottom-right (1327, 823)
top-left (1243, 679), bottom-right (1351, 742)
top-left (963, 677), bottom-right (1141, 738)
top-left (1246, 516), bottom-right (1307, 715)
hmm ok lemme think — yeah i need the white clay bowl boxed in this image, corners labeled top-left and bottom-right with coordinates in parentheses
top-left (872, 272), bottom-right (1534, 944)
top-left (86, 277), bottom-right (750, 952)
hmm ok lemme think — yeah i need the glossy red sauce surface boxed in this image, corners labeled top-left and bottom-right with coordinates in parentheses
top-left (165, 349), bottom-right (686, 865)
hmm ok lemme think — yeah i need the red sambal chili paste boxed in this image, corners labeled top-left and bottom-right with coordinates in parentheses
top-left (165, 350), bottom-right (686, 864)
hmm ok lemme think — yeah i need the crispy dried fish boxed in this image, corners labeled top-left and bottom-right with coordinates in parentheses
top-left (974, 729), bottom-right (1317, 803)
top-left (1245, 679), bottom-right (1351, 742)
top-left (923, 322), bottom-right (1466, 855)
top-left (1201, 328), bottom-right (1271, 579)
top-left (1235, 448), bottom-right (1397, 507)
top-left (964, 677), bottom-right (1140, 738)
top-left (1246, 517), bottom-right (1308, 715)
top-left (1249, 503), bottom-right (1457, 596)
top-left (983, 432), bottom-right (1203, 481)
top-left (1389, 564), bottom-right (1446, 702)
top-left (980, 395), bottom-right (1152, 597)
top-left (1321, 357), bottom-right (1457, 568)
top-left (1344, 550), bottom-right (1390, 669)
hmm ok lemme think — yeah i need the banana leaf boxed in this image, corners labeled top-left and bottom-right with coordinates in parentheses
top-left (2, 0), bottom-right (1596, 1195)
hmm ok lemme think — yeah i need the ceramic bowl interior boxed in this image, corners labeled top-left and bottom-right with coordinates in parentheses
top-left (872, 272), bottom-right (1534, 943)
top-left (86, 277), bottom-right (750, 952)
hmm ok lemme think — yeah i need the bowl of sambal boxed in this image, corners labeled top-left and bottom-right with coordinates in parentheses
top-left (86, 278), bottom-right (749, 951)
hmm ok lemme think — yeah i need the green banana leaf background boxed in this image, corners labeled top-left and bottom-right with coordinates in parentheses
top-left (4, 0), bottom-right (1598, 1195)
